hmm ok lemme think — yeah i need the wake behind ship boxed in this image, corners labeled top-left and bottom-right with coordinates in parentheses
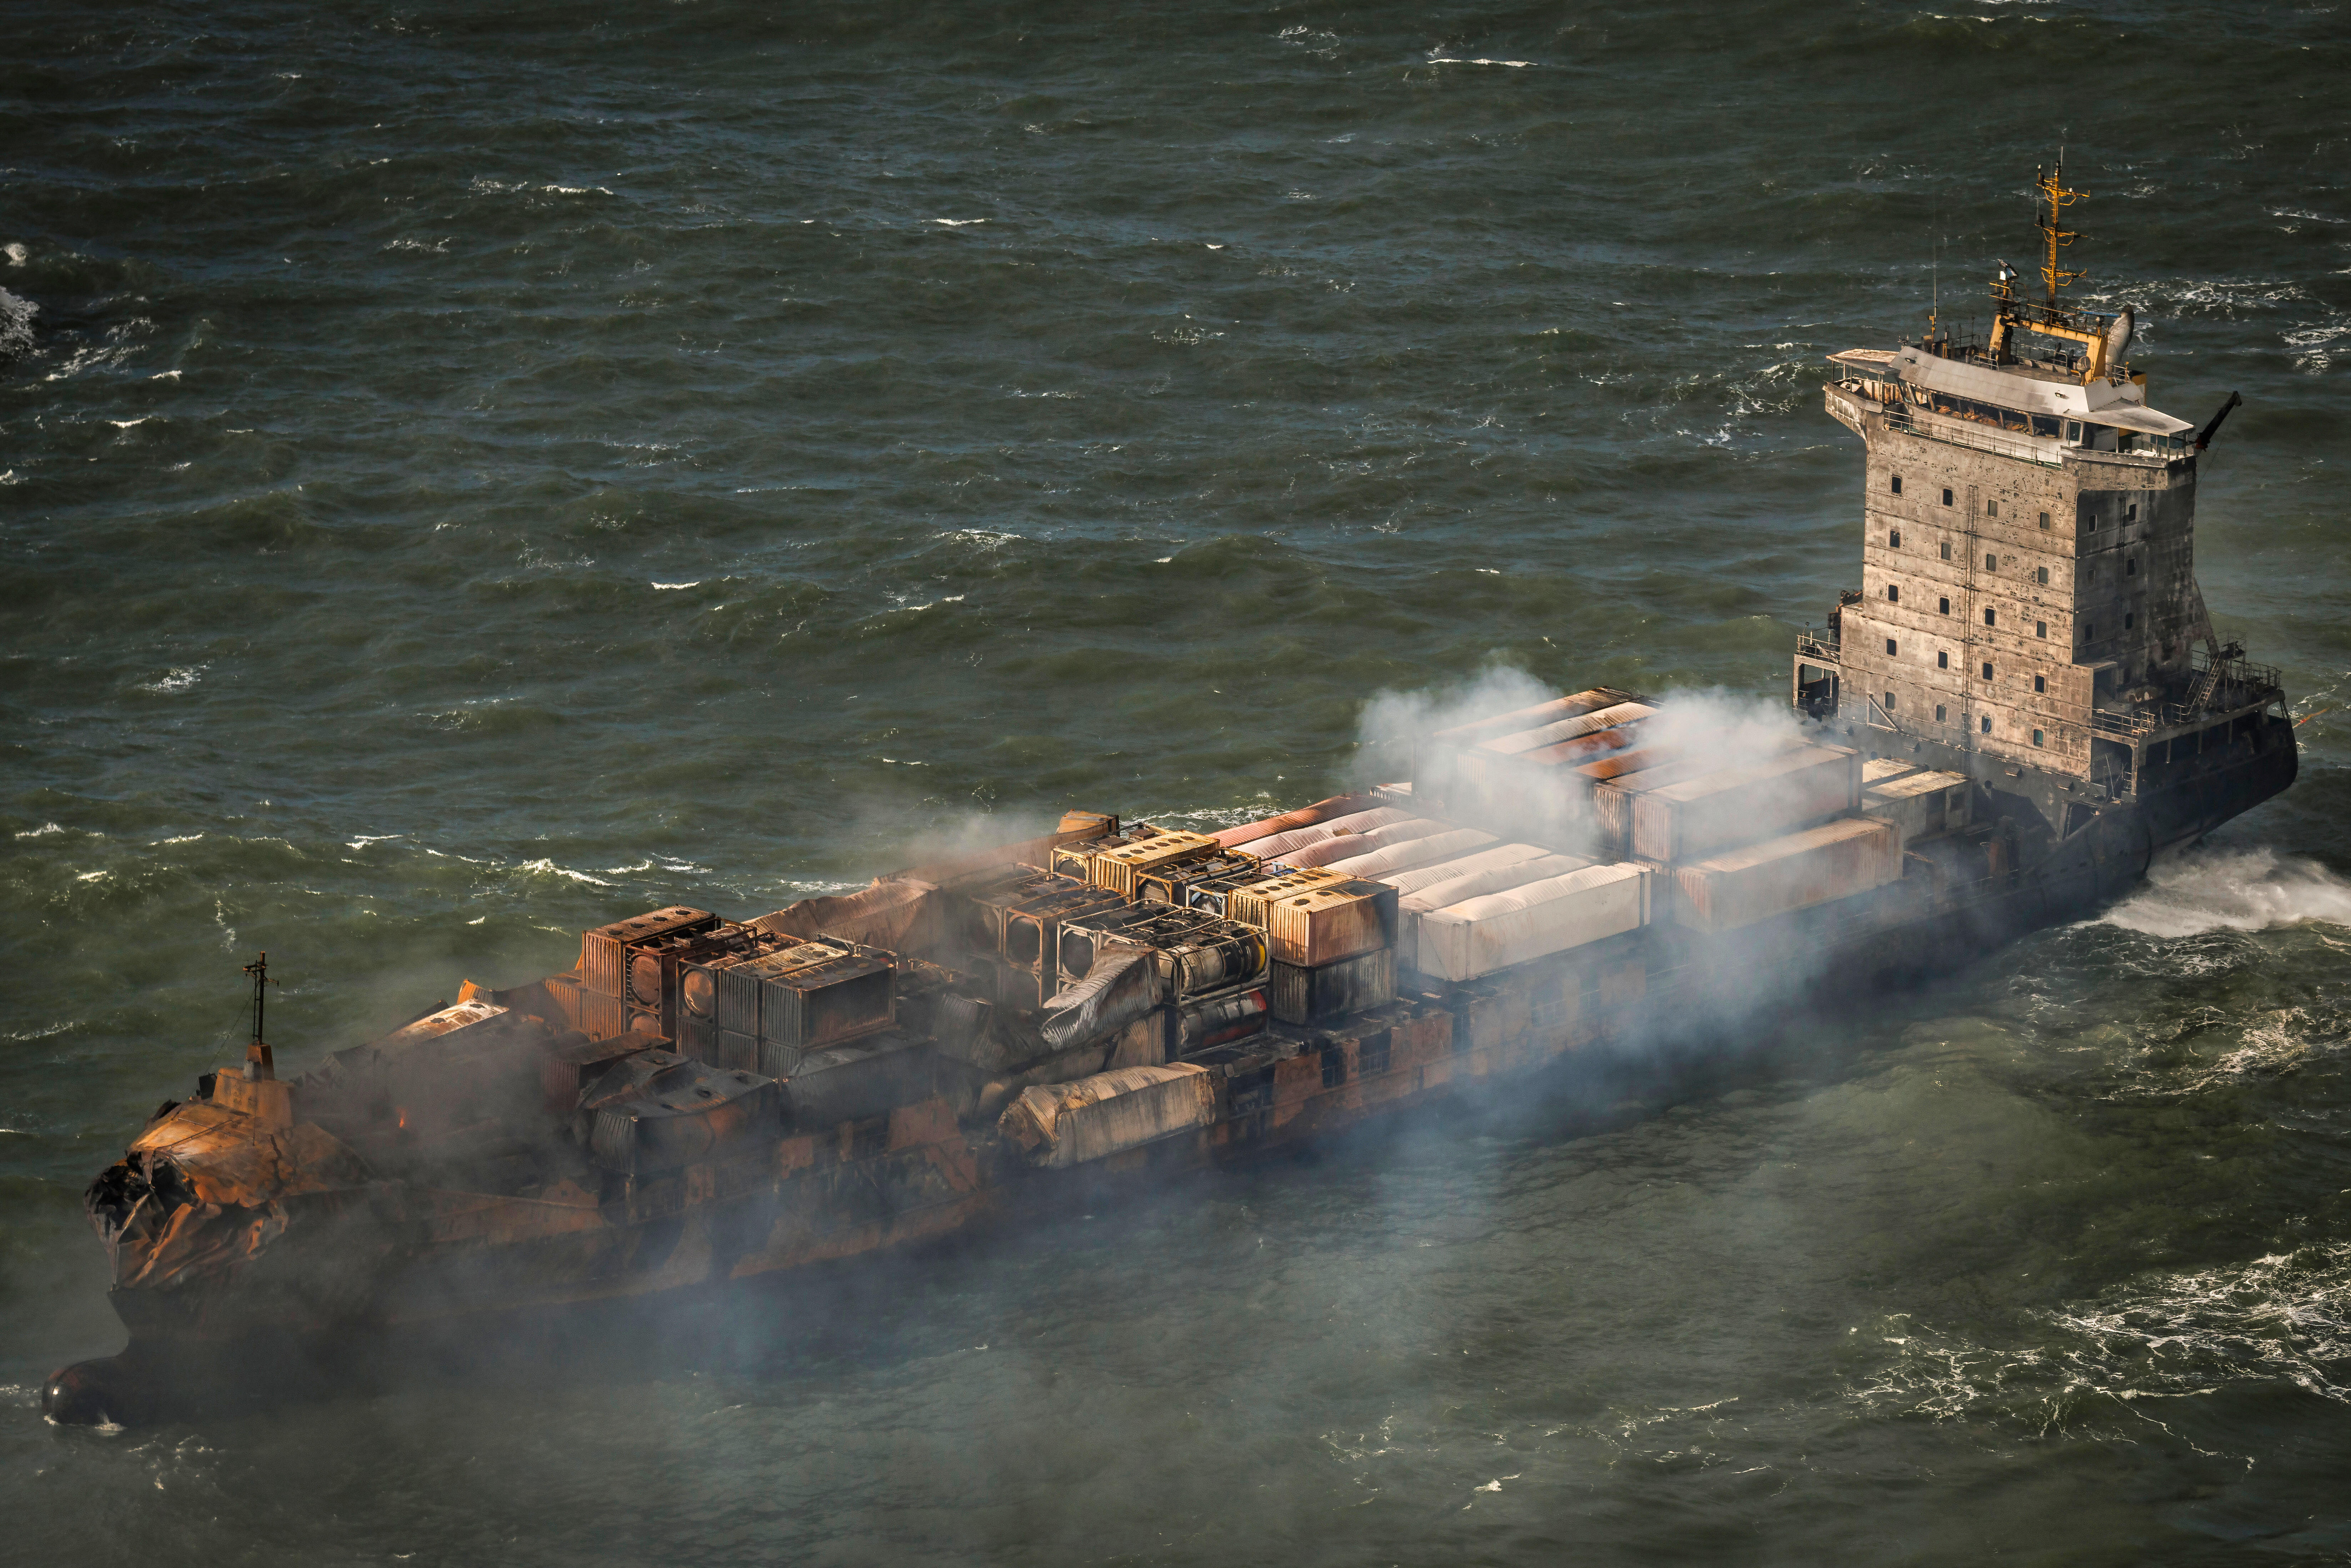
top-left (46, 168), bottom-right (2296, 1424)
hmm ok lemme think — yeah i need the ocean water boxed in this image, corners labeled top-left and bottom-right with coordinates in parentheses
top-left (5, 1), bottom-right (2351, 1560)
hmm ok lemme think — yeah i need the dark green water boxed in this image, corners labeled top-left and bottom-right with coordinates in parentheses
top-left (6, 2), bottom-right (2350, 1560)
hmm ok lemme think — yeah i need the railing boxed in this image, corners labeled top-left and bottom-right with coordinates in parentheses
top-left (1879, 402), bottom-right (2062, 467)
top-left (1795, 626), bottom-right (1840, 664)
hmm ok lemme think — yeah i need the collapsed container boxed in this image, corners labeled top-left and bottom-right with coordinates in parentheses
top-left (998, 1063), bottom-right (1217, 1168)
top-left (577, 1051), bottom-right (782, 1175)
top-left (1862, 768), bottom-right (1972, 849)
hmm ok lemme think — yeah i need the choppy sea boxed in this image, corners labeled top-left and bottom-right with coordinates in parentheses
top-left (5, 2), bottom-right (2350, 1560)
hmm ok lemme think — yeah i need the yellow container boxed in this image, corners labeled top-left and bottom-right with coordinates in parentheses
top-left (1087, 828), bottom-right (1221, 897)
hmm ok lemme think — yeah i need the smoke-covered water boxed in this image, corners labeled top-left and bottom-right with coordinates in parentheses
top-left (5, 1), bottom-right (2350, 1559)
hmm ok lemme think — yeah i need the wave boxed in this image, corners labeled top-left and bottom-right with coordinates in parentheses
top-left (2101, 847), bottom-right (2351, 939)
top-left (0, 286), bottom-right (35, 358)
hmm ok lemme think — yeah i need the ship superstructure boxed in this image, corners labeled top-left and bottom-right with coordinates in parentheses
top-left (45, 170), bottom-right (2301, 1425)
top-left (1800, 164), bottom-right (2284, 831)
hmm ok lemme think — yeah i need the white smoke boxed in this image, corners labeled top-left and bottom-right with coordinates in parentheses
top-left (2101, 846), bottom-right (2351, 938)
top-left (1349, 664), bottom-right (1556, 793)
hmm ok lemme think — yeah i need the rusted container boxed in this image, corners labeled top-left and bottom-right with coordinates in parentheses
top-left (624, 922), bottom-right (777, 1038)
top-left (787, 1031), bottom-right (940, 1129)
top-left (1212, 793), bottom-right (1372, 851)
top-left (1630, 745), bottom-right (1862, 865)
top-left (1222, 867), bottom-right (1343, 930)
top-left (757, 948), bottom-right (896, 1054)
top-left (714, 940), bottom-right (838, 1037)
top-left (960, 868), bottom-right (1080, 955)
top-left (538, 1031), bottom-right (650, 1114)
top-left (1180, 868), bottom-right (1285, 919)
top-left (1591, 759), bottom-right (1715, 853)
top-left (1415, 864), bottom-right (1653, 983)
top-left (578, 1051), bottom-right (782, 1175)
top-left (1050, 823), bottom-right (1170, 884)
top-left (1262, 878), bottom-right (1399, 967)
top-left (1057, 904), bottom-right (1218, 984)
top-left (1145, 919), bottom-right (1268, 999)
top-left (1268, 947), bottom-right (1397, 1025)
top-left (578, 990), bottom-right (627, 1044)
top-left (1002, 883), bottom-right (1127, 971)
top-left (578, 906), bottom-right (719, 998)
top-left (1671, 817), bottom-right (1902, 933)
top-left (1173, 986), bottom-right (1270, 1054)
top-left (998, 1063), bottom-right (1217, 1168)
top-left (1134, 852), bottom-right (1262, 906)
top-left (712, 1029), bottom-right (759, 1074)
top-left (1274, 817), bottom-right (1457, 871)
top-left (1089, 828), bottom-right (1221, 896)
top-left (1234, 807), bottom-right (1414, 865)
top-left (1316, 826), bottom-right (1499, 881)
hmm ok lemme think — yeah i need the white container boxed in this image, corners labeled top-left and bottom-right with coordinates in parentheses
top-left (1316, 827), bottom-right (1499, 881)
top-left (1414, 863), bottom-right (1652, 982)
top-left (1239, 807), bottom-right (1415, 863)
top-left (1275, 817), bottom-right (1449, 869)
top-left (1376, 842), bottom-right (1555, 896)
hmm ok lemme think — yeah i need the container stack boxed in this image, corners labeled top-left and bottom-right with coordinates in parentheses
top-left (1055, 902), bottom-right (1275, 1058)
top-left (571, 906), bottom-right (719, 1042)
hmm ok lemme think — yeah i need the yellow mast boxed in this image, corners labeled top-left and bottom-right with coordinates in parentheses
top-left (2035, 161), bottom-right (2086, 305)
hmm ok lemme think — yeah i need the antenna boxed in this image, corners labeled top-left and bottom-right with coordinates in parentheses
top-left (241, 952), bottom-right (279, 1081)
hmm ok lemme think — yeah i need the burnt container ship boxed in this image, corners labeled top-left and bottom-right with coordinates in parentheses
top-left (46, 170), bottom-right (2298, 1423)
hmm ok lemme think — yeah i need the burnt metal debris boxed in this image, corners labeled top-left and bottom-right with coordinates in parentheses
top-left (46, 183), bottom-right (2302, 1423)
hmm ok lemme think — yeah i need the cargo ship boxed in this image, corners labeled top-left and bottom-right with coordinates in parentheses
top-left (46, 168), bottom-right (2297, 1424)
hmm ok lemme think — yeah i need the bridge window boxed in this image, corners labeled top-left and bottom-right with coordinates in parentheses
top-left (1889, 528), bottom-right (1902, 548)
top-left (2033, 728), bottom-right (2044, 747)
top-left (1887, 584), bottom-right (1900, 602)
top-left (1985, 552), bottom-right (1998, 571)
top-left (2125, 612), bottom-right (2134, 630)
top-left (1942, 487), bottom-right (1954, 506)
top-left (2036, 566), bottom-right (2049, 586)
top-left (1940, 541), bottom-right (1952, 561)
top-left (1884, 691), bottom-right (1897, 710)
top-left (1980, 716), bottom-right (1993, 734)
top-left (2036, 620), bottom-right (2047, 638)
top-left (1987, 500), bottom-right (1998, 517)
top-left (2126, 557), bottom-right (2137, 576)
top-left (1981, 662), bottom-right (1994, 681)
top-left (1939, 596), bottom-right (1951, 614)
top-left (1886, 638), bottom-right (1898, 656)
top-left (1935, 704), bottom-right (1947, 722)
top-left (1937, 651), bottom-right (1949, 669)
top-left (2126, 503), bottom-right (2138, 522)
top-left (1891, 475), bottom-right (1903, 494)
top-left (2039, 511), bottom-right (2051, 529)
top-left (2034, 675), bottom-right (2046, 694)
top-left (2083, 623), bottom-right (2095, 642)
top-left (1983, 608), bottom-right (1996, 626)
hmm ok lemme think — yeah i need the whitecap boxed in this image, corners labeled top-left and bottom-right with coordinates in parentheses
top-left (346, 834), bottom-right (403, 848)
top-left (933, 218), bottom-right (987, 227)
top-left (651, 581), bottom-right (701, 590)
top-left (149, 369), bottom-right (180, 380)
top-left (3, 244), bottom-right (25, 265)
top-left (15, 822), bottom-right (65, 838)
top-left (514, 858), bottom-right (613, 887)
top-left (138, 666), bottom-right (202, 693)
top-left (1426, 56), bottom-right (1532, 67)
top-left (108, 417), bottom-right (149, 429)
top-left (2102, 847), bottom-right (2351, 937)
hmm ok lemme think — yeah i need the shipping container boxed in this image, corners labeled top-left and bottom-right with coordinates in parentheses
top-left (1263, 878), bottom-right (1399, 967)
top-left (1272, 817), bottom-right (1450, 871)
top-left (1057, 904), bottom-right (1219, 984)
top-left (1212, 794), bottom-right (1373, 852)
top-left (1862, 768), bottom-right (1971, 849)
top-left (1392, 852), bottom-right (1591, 972)
top-left (1002, 882), bottom-right (1127, 971)
top-left (1411, 689), bottom-right (1627, 816)
top-left (1670, 817), bottom-right (1902, 933)
top-left (578, 906), bottom-right (719, 998)
top-left (1221, 868), bottom-right (1344, 930)
top-left (1591, 759), bottom-right (1716, 852)
top-left (1630, 744), bottom-right (1862, 864)
top-left (712, 1029), bottom-right (758, 1075)
top-left (1376, 842), bottom-right (1556, 897)
top-left (1087, 828), bottom-right (1222, 896)
top-left (1269, 947), bottom-right (1397, 1025)
top-left (957, 868), bottom-right (1081, 955)
top-left (997, 1063), bottom-right (1218, 1169)
top-left (1134, 852), bottom-right (1263, 906)
top-left (756, 948), bottom-right (896, 1053)
top-left (1173, 986), bottom-right (1270, 1053)
top-left (1416, 864), bottom-right (1654, 983)
top-left (715, 940), bottom-right (843, 1038)
top-left (787, 1031), bottom-right (940, 1130)
top-left (1316, 826), bottom-right (1500, 881)
top-left (1862, 757), bottom-right (1920, 788)
top-left (1050, 823), bottom-right (1172, 883)
top-left (1232, 807), bottom-right (1415, 864)
top-left (578, 1051), bottom-right (781, 1175)
top-left (1147, 919), bottom-right (1269, 998)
